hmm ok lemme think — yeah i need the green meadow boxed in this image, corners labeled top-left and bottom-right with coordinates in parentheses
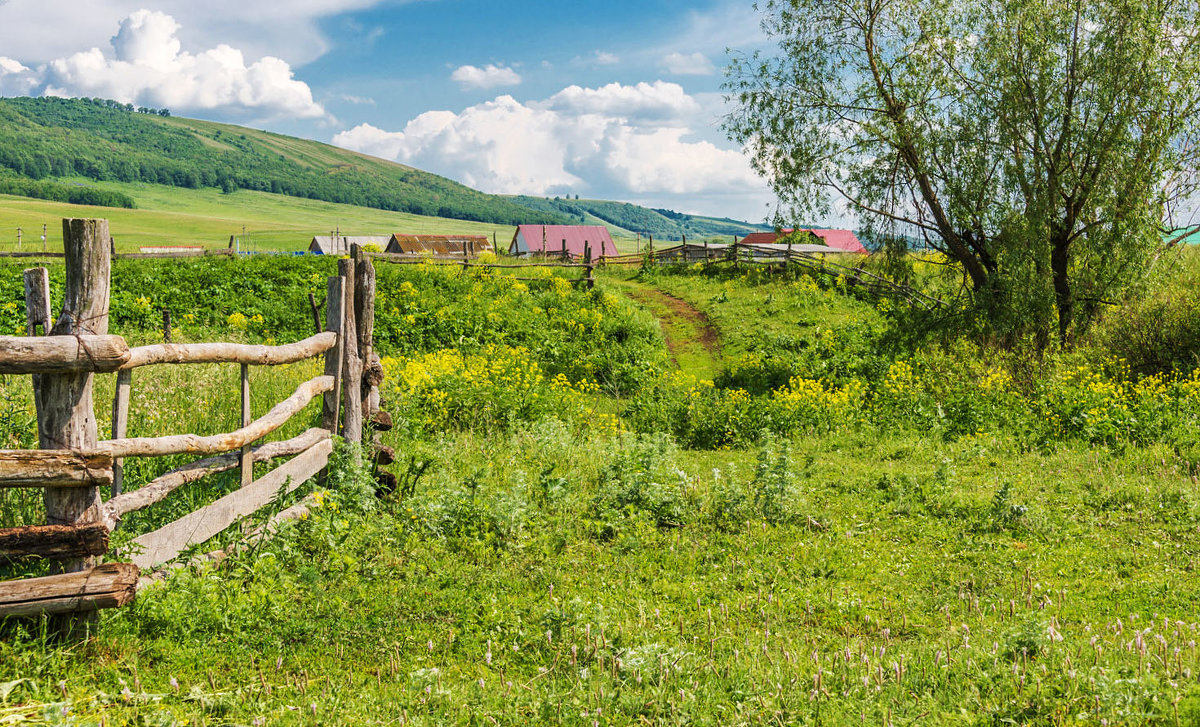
top-left (3, 252), bottom-right (1200, 723)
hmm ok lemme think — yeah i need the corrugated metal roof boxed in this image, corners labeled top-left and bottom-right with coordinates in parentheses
top-left (802, 229), bottom-right (866, 254)
top-left (309, 236), bottom-right (390, 255)
top-left (511, 225), bottom-right (617, 258)
top-left (386, 234), bottom-right (493, 255)
top-left (739, 232), bottom-right (783, 246)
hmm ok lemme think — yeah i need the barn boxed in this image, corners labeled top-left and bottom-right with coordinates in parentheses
top-left (309, 236), bottom-right (390, 255)
top-left (510, 225), bottom-right (618, 258)
top-left (385, 234), bottom-right (493, 256)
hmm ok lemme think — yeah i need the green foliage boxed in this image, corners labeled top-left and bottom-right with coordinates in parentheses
top-left (591, 434), bottom-right (689, 539)
top-left (0, 170), bottom-right (135, 208)
top-left (0, 96), bottom-right (569, 226)
top-left (727, 0), bottom-right (1200, 342)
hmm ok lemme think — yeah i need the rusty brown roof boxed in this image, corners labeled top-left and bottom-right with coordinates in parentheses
top-left (386, 234), bottom-right (493, 255)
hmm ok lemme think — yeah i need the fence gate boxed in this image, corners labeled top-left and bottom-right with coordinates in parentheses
top-left (0, 219), bottom-right (380, 635)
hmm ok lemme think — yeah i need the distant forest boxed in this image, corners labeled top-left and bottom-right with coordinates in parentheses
top-left (0, 97), bottom-right (568, 225)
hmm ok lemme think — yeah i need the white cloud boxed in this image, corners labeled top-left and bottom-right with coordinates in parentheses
top-left (594, 52), bottom-right (620, 66)
top-left (332, 81), bottom-right (769, 216)
top-left (13, 10), bottom-right (327, 120)
top-left (450, 64), bottom-right (522, 90)
top-left (546, 81), bottom-right (699, 121)
top-left (0, 56), bottom-right (38, 95)
top-left (0, 0), bottom-right (390, 67)
top-left (660, 51), bottom-right (716, 76)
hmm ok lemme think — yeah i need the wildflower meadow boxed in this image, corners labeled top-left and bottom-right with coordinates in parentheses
top-left (4, 252), bottom-right (1200, 724)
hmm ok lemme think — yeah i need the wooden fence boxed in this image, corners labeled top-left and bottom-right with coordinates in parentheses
top-left (371, 240), bottom-right (941, 310)
top-left (0, 219), bottom-right (382, 632)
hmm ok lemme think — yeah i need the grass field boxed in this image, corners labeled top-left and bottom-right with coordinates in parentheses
top-left (0, 185), bottom-right (520, 254)
top-left (5, 255), bottom-right (1200, 723)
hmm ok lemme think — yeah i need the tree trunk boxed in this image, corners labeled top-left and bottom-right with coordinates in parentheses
top-left (1051, 236), bottom-right (1073, 345)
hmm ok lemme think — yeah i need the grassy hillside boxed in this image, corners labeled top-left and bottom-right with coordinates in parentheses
top-left (508, 195), bottom-right (772, 241)
top-left (0, 96), bottom-right (570, 226)
top-left (0, 184), bottom-right (516, 253)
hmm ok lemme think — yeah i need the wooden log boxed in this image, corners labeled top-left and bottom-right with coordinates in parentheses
top-left (339, 259), bottom-right (363, 445)
top-left (321, 276), bottom-right (345, 433)
top-left (98, 375), bottom-right (333, 458)
top-left (369, 409), bottom-right (393, 432)
top-left (0, 524), bottom-right (109, 564)
top-left (0, 450), bottom-right (113, 489)
top-left (102, 428), bottom-right (330, 522)
top-left (0, 335), bottom-right (130, 374)
top-left (0, 562), bottom-right (138, 618)
top-left (122, 331), bottom-right (336, 369)
top-left (129, 438), bottom-right (333, 569)
top-left (23, 267), bottom-right (51, 336)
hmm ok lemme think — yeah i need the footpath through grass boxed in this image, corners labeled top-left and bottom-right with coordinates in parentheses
top-left (607, 275), bottom-right (722, 380)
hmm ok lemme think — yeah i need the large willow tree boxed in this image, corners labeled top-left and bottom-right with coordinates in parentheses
top-left (727, 0), bottom-right (1200, 343)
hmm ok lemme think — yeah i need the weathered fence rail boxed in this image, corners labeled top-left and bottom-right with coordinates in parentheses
top-left (0, 219), bottom-right (382, 633)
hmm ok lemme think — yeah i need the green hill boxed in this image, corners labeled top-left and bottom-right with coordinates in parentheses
top-left (507, 196), bottom-right (771, 241)
top-left (0, 96), bottom-right (570, 226)
top-left (0, 96), bottom-right (771, 241)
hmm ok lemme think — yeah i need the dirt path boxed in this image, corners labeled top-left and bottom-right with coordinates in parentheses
top-left (609, 278), bottom-right (721, 379)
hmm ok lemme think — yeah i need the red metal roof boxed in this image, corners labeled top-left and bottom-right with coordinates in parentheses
top-left (511, 225), bottom-right (617, 258)
top-left (801, 229), bottom-right (866, 254)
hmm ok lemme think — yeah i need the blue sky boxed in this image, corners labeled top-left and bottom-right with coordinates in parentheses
top-left (0, 0), bottom-right (780, 221)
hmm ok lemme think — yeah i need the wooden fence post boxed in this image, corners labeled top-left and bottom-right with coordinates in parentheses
top-left (321, 275), bottom-right (346, 434)
top-left (355, 253), bottom-right (378, 420)
top-left (162, 309), bottom-right (172, 343)
top-left (36, 218), bottom-right (111, 635)
top-left (339, 257), bottom-right (363, 448)
top-left (23, 268), bottom-right (51, 336)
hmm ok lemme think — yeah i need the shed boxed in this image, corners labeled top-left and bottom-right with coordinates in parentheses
top-left (510, 225), bottom-right (617, 258)
top-left (385, 234), bottom-right (493, 256)
top-left (309, 236), bottom-right (390, 255)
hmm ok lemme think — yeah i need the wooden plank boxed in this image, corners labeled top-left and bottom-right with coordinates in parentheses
top-left (0, 450), bottom-right (113, 489)
top-left (0, 563), bottom-right (138, 618)
top-left (102, 428), bottom-right (330, 522)
top-left (110, 369), bottom-right (131, 498)
top-left (129, 438), bottom-right (333, 569)
top-left (22, 267), bottom-right (51, 336)
top-left (0, 252), bottom-right (64, 259)
top-left (99, 375), bottom-right (333, 458)
top-left (240, 364), bottom-right (252, 488)
top-left (0, 524), bottom-right (109, 564)
top-left (0, 335), bottom-right (129, 374)
top-left (321, 276), bottom-right (345, 432)
top-left (122, 332), bottom-right (336, 369)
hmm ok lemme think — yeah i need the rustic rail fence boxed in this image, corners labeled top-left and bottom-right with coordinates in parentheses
top-left (0, 219), bottom-right (383, 632)
top-left (371, 240), bottom-right (940, 309)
